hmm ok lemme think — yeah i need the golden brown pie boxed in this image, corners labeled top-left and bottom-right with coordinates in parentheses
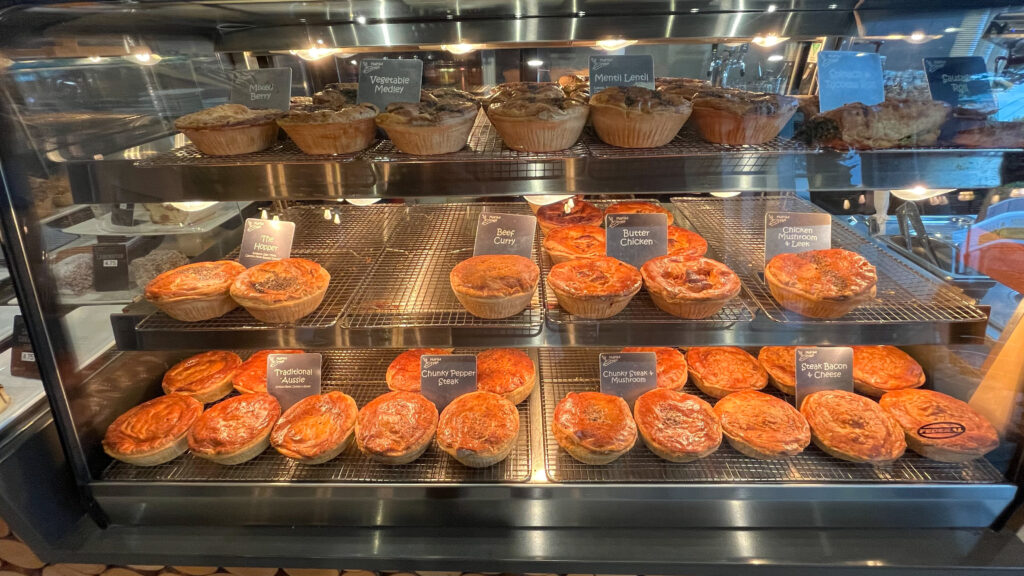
top-left (879, 389), bottom-right (999, 463)
top-left (764, 249), bottom-right (877, 319)
top-left (543, 225), bottom-right (606, 264)
top-left (232, 349), bottom-right (304, 394)
top-left (188, 393), bottom-right (282, 465)
top-left (801, 390), bottom-right (906, 464)
top-left (641, 255), bottom-right (741, 319)
top-left (103, 395), bottom-right (203, 466)
top-left (449, 254), bottom-right (539, 319)
top-left (589, 86), bottom-right (692, 148)
top-left (229, 258), bottom-right (331, 324)
top-left (386, 348), bottom-right (453, 393)
top-left (621, 347), bottom-right (688, 391)
top-left (436, 391), bottom-right (519, 468)
top-left (634, 388), bottom-right (721, 462)
top-left (851, 346), bottom-right (926, 397)
top-left (145, 261), bottom-right (246, 322)
top-left (603, 201), bottom-right (674, 225)
top-left (667, 226), bottom-right (709, 259)
top-left (355, 390), bottom-right (439, 464)
top-left (375, 89), bottom-right (479, 155)
top-left (476, 348), bottom-right (536, 405)
top-left (713, 390), bottom-right (810, 459)
top-left (757, 345), bottom-right (807, 395)
top-left (536, 200), bottom-right (604, 234)
top-left (546, 256), bottom-right (642, 318)
top-left (487, 96), bottom-right (589, 152)
top-left (270, 391), bottom-right (358, 464)
top-left (686, 347), bottom-right (768, 399)
top-left (161, 351), bottom-right (242, 403)
top-left (174, 104), bottom-right (284, 156)
top-left (690, 88), bottom-right (797, 145)
top-left (553, 391), bottom-right (637, 464)
top-left (803, 98), bottom-right (951, 149)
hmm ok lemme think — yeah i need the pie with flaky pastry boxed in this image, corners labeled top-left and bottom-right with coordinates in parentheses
top-left (641, 255), bottom-right (740, 319)
top-left (686, 347), bottom-right (767, 399)
top-left (436, 391), bottom-right (520, 468)
top-left (536, 200), bottom-right (604, 234)
top-left (879, 389), bottom-right (998, 463)
top-left (801, 390), bottom-right (906, 464)
top-left (229, 258), bottom-right (330, 324)
top-left (145, 261), bottom-right (246, 322)
top-left (634, 388), bottom-right (721, 462)
top-left (232, 349), bottom-right (304, 394)
top-left (553, 391), bottom-right (637, 464)
top-left (667, 226), bottom-right (709, 259)
top-left (713, 390), bottom-right (810, 459)
top-left (356, 391), bottom-right (439, 464)
top-left (188, 393), bottom-right (282, 465)
top-left (161, 350), bottom-right (242, 403)
top-left (547, 256), bottom-right (642, 319)
top-left (449, 254), bottom-right (539, 319)
top-left (270, 391), bottom-right (358, 464)
top-left (757, 345), bottom-right (809, 395)
top-left (386, 348), bottom-right (453, 393)
top-left (476, 348), bottom-right (536, 405)
top-left (103, 394), bottom-right (204, 466)
top-left (851, 346), bottom-right (926, 397)
top-left (543, 225), bottom-right (606, 264)
top-left (621, 347), bottom-right (688, 391)
top-left (764, 249), bottom-right (877, 319)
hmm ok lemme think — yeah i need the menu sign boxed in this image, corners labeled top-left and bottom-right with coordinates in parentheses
top-left (795, 347), bottom-right (854, 408)
top-left (420, 354), bottom-right (477, 410)
top-left (817, 51), bottom-right (884, 112)
top-left (10, 315), bottom-right (39, 379)
top-left (599, 352), bottom-right (657, 407)
top-left (238, 218), bottom-right (295, 267)
top-left (92, 243), bottom-right (130, 291)
top-left (589, 55), bottom-right (655, 93)
top-left (605, 213), bottom-right (668, 268)
top-left (473, 213), bottom-right (536, 258)
top-left (764, 212), bottom-right (831, 267)
top-left (357, 58), bottom-right (424, 111)
top-left (266, 353), bottom-right (322, 410)
top-left (230, 68), bottom-right (293, 111)
top-left (923, 57), bottom-right (995, 110)
top-left (110, 203), bottom-right (136, 227)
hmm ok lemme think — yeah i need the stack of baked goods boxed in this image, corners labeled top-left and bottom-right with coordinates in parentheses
top-left (485, 82), bottom-right (589, 152)
top-left (375, 88), bottom-right (480, 155)
top-left (763, 248), bottom-right (877, 318)
top-left (589, 86), bottom-right (692, 148)
top-left (174, 104), bottom-right (285, 156)
top-left (689, 88), bottom-right (798, 145)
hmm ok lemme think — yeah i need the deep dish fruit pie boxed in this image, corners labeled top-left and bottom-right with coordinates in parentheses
top-left (145, 261), bottom-right (246, 322)
top-left (536, 200), bottom-right (604, 234)
top-left (879, 389), bottom-right (999, 463)
top-left (188, 393), bottom-right (282, 465)
top-left (543, 225), bottom-right (606, 264)
top-left (386, 348), bottom-right (453, 393)
top-left (229, 258), bottom-right (331, 324)
top-left (103, 395), bottom-right (203, 466)
top-left (449, 254), bottom-right (539, 319)
top-left (621, 347), bottom-right (688, 391)
top-left (270, 391), bottom-right (358, 464)
top-left (603, 201), bottom-right (674, 225)
top-left (356, 391), bottom-right (439, 464)
top-left (713, 390), bottom-right (810, 459)
top-left (686, 347), bottom-right (768, 399)
top-left (801, 390), bottom-right (906, 464)
top-left (851, 346), bottom-right (926, 397)
top-left (641, 255), bottom-right (741, 319)
top-left (546, 256), bottom-right (642, 319)
top-left (436, 391), bottom-right (520, 468)
top-left (232, 349), bottom-right (304, 394)
top-left (634, 388), bottom-right (721, 462)
top-left (161, 350), bottom-right (242, 403)
top-left (667, 226), bottom-right (709, 259)
top-left (553, 391), bottom-right (637, 464)
top-left (476, 348), bottom-right (537, 405)
top-left (764, 249), bottom-right (877, 319)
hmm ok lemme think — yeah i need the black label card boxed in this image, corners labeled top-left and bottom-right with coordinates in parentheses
top-left (589, 55), bottom-right (655, 93)
top-left (10, 315), bottom-right (39, 379)
top-left (923, 57), bottom-right (995, 110)
top-left (473, 212), bottom-right (537, 259)
top-left (230, 68), bottom-right (293, 111)
top-left (599, 352), bottom-right (657, 407)
top-left (238, 218), bottom-right (296, 268)
top-left (110, 203), bottom-right (136, 227)
top-left (420, 354), bottom-right (477, 410)
top-left (92, 243), bottom-right (129, 291)
top-left (266, 352), bottom-right (322, 410)
top-left (605, 213), bottom-right (668, 268)
top-left (764, 211), bottom-right (831, 267)
top-left (817, 51), bottom-right (884, 112)
top-left (795, 347), bottom-right (853, 409)
top-left (357, 58), bottom-right (424, 112)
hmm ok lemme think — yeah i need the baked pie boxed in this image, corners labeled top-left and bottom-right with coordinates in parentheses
top-left (634, 388), bottom-right (721, 462)
top-left (543, 224), bottom-right (606, 264)
top-left (589, 86), bottom-right (692, 148)
top-left (801, 390), bottom-right (906, 464)
top-left (851, 346), bottom-right (926, 397)
top-left (375, 88), bottom-right (479, 155)
top-left (485, 82), bottom-right (568, 107)
top-left (553, 391), bottom-right (637, 464)
top-left (487, 95), bottom-right (589, 152)
top-left (270, 391), bottom-right (358, 464)
top-left (546, 256), bottom-right (642, 319)
top-left (690, 88), bottom-right (797, 145)
top-left (686, 347), bottom-right (768, 399)
top-left (229, 258), bottom-right (331, 324)
top-left (802, 99), bottom-right (951, 150)
top-left (952, 121), bottom-right (1024, 149)
top-left (536, 200), bottom-right (604, 234)
top-left (757, 346), bottom-right (805, 395)
top-left (145, 261), bottom-right (246, 322)
top-left (667, 226), bottom-right (709, 259)
top-left (449, 254), bottom-right (539, 319)
top-left (174, 104), bottom-right (284, 156)
top-left (188, 393), bottom-right (282, 465)
top-left (356, 391), bottom-right (439, 464)
top-left (641, 255), bottom-right (741, 319)
top-left (476, 348), bottom-right (537, 405)
top-left (161, 350), bottom-right (242, 403)
top-left (655, 77), bottom-right (711, 100)
top-left (713, 390), bottom-right (810, 459)
top-left (103, 395), bottom-right (203, 466)
top-left (621, 347), bottom-right (688, 391)
top-left (386, 348), bottom-right (453, 393)
top-left (603, 201), bottom-right (674, 226)
top-left (277, 104), bottom-right (378, 155)
top-left (879, 389), bottom-right (999, 463)
top-left (436, 391), bottom-right (519, 468)
top-left (764, 249), bottom-right (877, 319)
top-left (232, 349), bottom-right (304, 394)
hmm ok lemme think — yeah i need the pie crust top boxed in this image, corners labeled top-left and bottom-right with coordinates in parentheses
top-left (233, 349), bottom-right (304, 394)
top-left (162, 351), bottom-right (242, 396)
top-left (687, 347), bottom-right (768, 394)
top-left (667, 226), bottom-right (709, 258)
top-left (543, 225), bottom-right (606, 258)
top-left (852, 346), bottom-right (926, 393)
top-left (714, 390), bottom-right (810, 456)
top-left (386, 348), bottom-right (453, 393)
top-left (764, 249), bottom-right (877, 302)
top-left (356, 391), bottom-right (439, 457)
top-left (449, 255), bottom-right (540, 299)
top-left (230, 258), bottom-right (331, 307)
top-left (641, 255), bottom-right (741, 301)
top-left (145, 261), bottom-right (246, 302)
top-left (547, 256), bottom-right (642, 298)
top-left (477, 348), bottom-right (536, 396)
top-left (188, 393), bottom-right (282, 455)
top-left (536, 200), bottom-right (604, 230)
top-left (271, 391), bottom-right (358, 460)
top-left (800, 390), bottom-right (906, 462)
top-left (634, 388), bottom-right (721, 455)
top-left (553, 391), bottom-right (637, 454)
top-left (879, 389), bottom-right (998, 455)
top-left (436, 391), bottom-right (520, 455)
top-left (103, 394), bottom-right (203, 456)
top-left (621, 346), bottom-right (688, 391)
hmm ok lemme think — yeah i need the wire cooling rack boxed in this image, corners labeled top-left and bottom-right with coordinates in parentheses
top-left (583, 127), bottom-right (811, 159)
top-left (134, 139), bottom-right (369, 167)
top-left (671, 195), bottom-right (987, 325)
top-left (103, 348), bottom-right (533, 483)
top-left (283, 204), bottom-right (404, 252)
top-left (539, 348), bottom-right (1004, 484)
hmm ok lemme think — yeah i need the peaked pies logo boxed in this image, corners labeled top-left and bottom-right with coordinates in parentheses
top-left (767, 214), bottom-right (790, 227)
top-left (925, 59), bottom-right (946, 74)
top-left (362, 61), bottom-right (383, 74)
top-left (602, 354), bottom-right (620, 367)
top-left (269, 356), bottom-right (288, 368)
top-left (246, 220), bottom-right (266, 232)
top-left (607, 215), bottom-right (629, 228)
top-left (797, 349), bottom-right (818, 363)
top-left (480, 214), bottom-right (502, 226)
top-left (592, 58), bottom-right (612, 72)
top-left (422, 356), bottom-right (442, 370)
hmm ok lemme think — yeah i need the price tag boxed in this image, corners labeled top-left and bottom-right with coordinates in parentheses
top-left (923, 57), bottom-right (995, 111)
top-left (764, 212), bottom-right (831, 267)
top-left (817, 51), bottom-right (884, 112)
top-left (357, 58), bottom-right (424, 112)
top-left (9, 315), bottom-right (39, 379)
top-left (238, 218), bottom-right (296, 268)
top-left (266, 352), bottom-right (322, 410)
top-left (473, 212), bottom-right (537, 258)
top-left (420, 354), bottom-right (477, 410)
top-left (110, 203), bottom-right (136, 227)
top-left (92, 243), bottom-right (129, 291)
top-left (599, 352), bottom-right (657, 407)
top-left (605, 213), bottom-right (668, 268)
top-left (795, 347), bottom-right (853, 409)
top-left (230, 68), bottom-right (293, 111)
top-left (589, 55), bottom-right (655, 93)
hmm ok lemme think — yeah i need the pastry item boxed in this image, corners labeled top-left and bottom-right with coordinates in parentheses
top-left (145, 261), bottom-right (246, 322)
top-left (634, 388), bottom-right (721, 462)
top-left (356, 391), bottom-right (439, 464)
top-left (436, 391), bottom-right (519, 468)
top-left (174, 104), bottom-right (284, 156)
top-left (188, 393), bottom-right (281, 465)
top-left (852, 346), bottom-right (926, 398)
top-left (487, 96), bottom-right (589, 152)
top-left (53, 253), bottom-right (94, 295)
top-left (686, 347), bottom-right (768, 399)
top-left (879, 389), bottom-right (999, 463)
top-left (603, 201), bottom-right (674, 225)
top-left (757, 345), bottom-right (806, 395)
top-left (690, 88), bottom-right (797, 145)
top-left (621, 347), bottom-right (688, 391)
top-left (102, 395), bottom-right (203, 466)
top-left (143, 202), bottom-right (219, 225)
top-left (764, 249), bottom-right (877, 319)
top-left (641, 255), bottom-right (741, 319)
top-left (546, 256), bottom-right (642, 319)
top-left (277, 104), bottom-right (378, 155)
top-left (271, 391), bottom-right (358, 464)
top-left (476, 348), bottom-right (536, 405)
top-left (232, 349), bottom-right (305, 394)
top-left (667, 226), bottom-right (709, 259)
top-left (536, 200), bottom-right (604, 234)
top-left (386, 348), bottom-right (453, 393)
top-left (655, 77), bottom-right (711, 100)
top-left (129, 250), bottom-right (190, 290)
top-left (485, 82), bottom-right (567, 107)
top-left (312, 82), bottom-right (360, 108)
top-left (553, 391), bottom-right (637, 464)
top-left (161, 350), bottom-right (242, 403)
top-left (229, 258), bottom-right (331, 323)
top-left (801, 390), bottom-right (906, 464)
top-left (449, 254), bottom-right (539, 319)
top-left (375, 89), bottom-right (479, 155)
top-left (801, 99), bottom-right (951, 150)
top-left (714, 390), bottom-right (810, 459)
top-left (589, 86), bottom-right (692, 148)
top-left (559, 75), bottom-right (590, 103)
top-left (543, 225), bottom-right (606, 263)
top-left (952, 122), bottom-right (1024, 149)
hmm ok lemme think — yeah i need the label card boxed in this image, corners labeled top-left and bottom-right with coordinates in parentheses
top-left (230, 68), bottom-right (293, 111)
top-left (764, 212), bottom-right (831, 267)
top-left (795, 347), bottom-right (854, 409)
top-left (923, 57), bottom-right (996, 110)
top-left (598, 352), bottom-right (658, 407)
top-left (589, 55), bottom-right (655, 93)
top-left (110, 203), bottom-right (136, 227)
top-left (238, 218), bottom-right (296, 268)
top-left (420, 354), bottom-right (477, 410)
top-left (357, 58), bottom-right (424, 112)
top-left (92, 243), bottom-right (129, 291)
top-left (266, 352), bottom-right (322, 410)
top-left (473, 212), bottom-right (537, 258)
top-left (817, 51), bottom-right (884, 112)
top-left (605, 213), bottom-right (668, 268)
top-left (9, 315), bottom-right (39, 379)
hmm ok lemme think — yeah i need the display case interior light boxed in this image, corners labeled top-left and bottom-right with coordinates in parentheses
top-left (594, 39), bottom-right (637, 51)
top-left (767, 54), bottom-right (785, 62)
top-left (346, 198), bottom-right (382, 206)
top-left (711, 191), bottom-right (743, 198)
top-left (290, 46), bottom-right (343, 61)
top-left (167, 201), bottom-right (217, 212)
top-left (889, 186), bottom-right (956, 201)
top-left (752, 34), bottom-right (788, 47)
top-left (132, 50), bottom-right (161, 65)
top-left (527, 59), bottom-right (544, 67)
top-left (442, 43), bottom-right (478, 55)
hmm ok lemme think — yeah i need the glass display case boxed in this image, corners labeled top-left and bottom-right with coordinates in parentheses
top-left (2, 0), bottom-right (1024, 573)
